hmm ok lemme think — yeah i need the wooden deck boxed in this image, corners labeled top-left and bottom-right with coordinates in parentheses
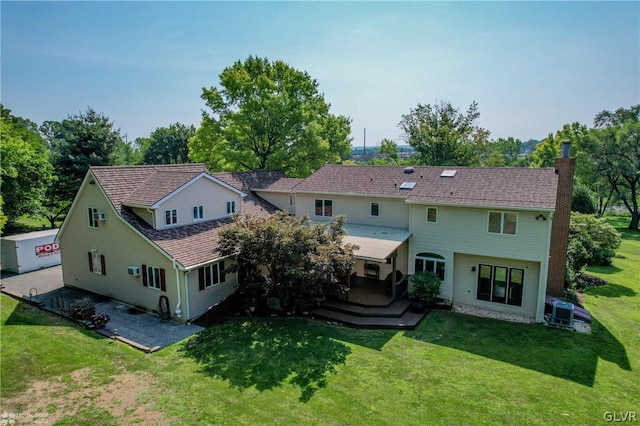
top-left (314, 277), bottom-right (426, 329)
top-left (347, 277), bottom-right (394, 306)
top-left (312, 298), bottom-right (427, 329)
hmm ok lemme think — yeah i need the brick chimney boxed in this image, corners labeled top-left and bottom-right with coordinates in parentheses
top-left (546, 141), bottom-right (575, 297)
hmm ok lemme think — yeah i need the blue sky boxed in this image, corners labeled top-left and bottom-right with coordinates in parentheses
top-left (2, 2), bottom-right (638, 146)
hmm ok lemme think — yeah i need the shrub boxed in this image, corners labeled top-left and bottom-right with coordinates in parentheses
top-left (563, 285), bottom-right (579, 305)
top-left (89, 312), bottom-right (110, 328)
top-left (69, 298), bottom-right (96, 320)
top-left (409, 271), bottom-right (441, 304)
top-left (566, 238), bottom-right (590, 287)
top-left (569, 212), bottom-right (622, 266)
top-left (572, 183), bottom-right (597, 214)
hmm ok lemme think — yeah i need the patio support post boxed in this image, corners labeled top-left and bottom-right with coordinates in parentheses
top-left (391, 256), bottom-right (397, 299)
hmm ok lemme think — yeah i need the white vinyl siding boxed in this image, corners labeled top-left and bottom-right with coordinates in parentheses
top-left (453, 253), bottom-right (540, 318)
top-left (297, 194), bottom-right (409, 227)
top-left (154, 177), bottom-right (242, 229)
top-left (410, 205), bottom-right (548, 263)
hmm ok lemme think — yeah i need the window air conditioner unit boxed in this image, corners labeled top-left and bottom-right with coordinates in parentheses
top-left (128, 266), bottom-right (141, 276)
top-left (97, 211), bottom-right (107, 221)
top-left (550, 300), bottom-right (574, 328)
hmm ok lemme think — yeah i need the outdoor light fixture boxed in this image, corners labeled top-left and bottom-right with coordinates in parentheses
top-left (535, 214), bottom-right (547, 221)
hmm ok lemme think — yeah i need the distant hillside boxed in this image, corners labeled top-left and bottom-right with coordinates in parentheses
top-left (351, 144), bottom-right (416, 155)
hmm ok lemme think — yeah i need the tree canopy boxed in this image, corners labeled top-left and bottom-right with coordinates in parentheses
top-left (40, 107), bottom-right (128, 227)
top-left (0, 105), bottom-right (53, 227)
top-left (398, 100), bottom-right (489, 166)
top-left (217, 212), bottom-right (356, 312)
top-left (482, 137), bottom-right (523, 167)
top-left (139, 123), bottom-right (195, 165)
top-left (587, 118), bottom-right (640, 229)
top-left (189, 56), bottom-right (352, 177)
top-left (378, 138), bottom-right (400, 164)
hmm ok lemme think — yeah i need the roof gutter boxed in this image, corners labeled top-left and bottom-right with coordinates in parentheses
top-left (293, 190), bottom-right (408, 200)
top-left (184, 253), bottom-right (236, 272)
top-left (404, 199), bottom-right (555, 212)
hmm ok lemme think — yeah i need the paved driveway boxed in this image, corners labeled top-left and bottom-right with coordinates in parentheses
top-left (1, 266), bottom-right (203, 351)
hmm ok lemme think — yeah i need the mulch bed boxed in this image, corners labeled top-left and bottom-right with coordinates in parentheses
top-left (576, 274), bottom-right (608, 290)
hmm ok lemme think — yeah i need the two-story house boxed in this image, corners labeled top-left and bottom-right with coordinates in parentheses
top-left (255, 145), bottom-right (574, 322)
top-left (56, 164), bottom-right (285, 322)
top-left (57, 146), bottom-right (573, 324)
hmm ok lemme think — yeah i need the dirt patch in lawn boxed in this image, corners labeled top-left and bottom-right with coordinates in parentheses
top-left (1, 368), bottom-right (170, 425)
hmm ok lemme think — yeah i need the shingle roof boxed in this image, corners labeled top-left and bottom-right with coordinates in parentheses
top-left (123, 171), bottom-right (210, 207)
top-left (253, 177), bottom-right (304, 192)
top-left (92, 164), bottom-right (209, 214)
top-left (294, 164), bottom-right (558, 210)
top-left (90, 164), bottom-right (285, 268)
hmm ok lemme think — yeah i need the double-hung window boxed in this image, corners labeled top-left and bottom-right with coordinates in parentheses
top-left (226, 201), bottom-right (236, 215)
top-left (198, 261), bottom-right (226, 290)
top-left (477, 264), bottom-right (524, 306)
top-left (193, 205), bottom-right (204, 221)
top-left (165, 209), bottom-right (178, 226)
top-left (88, 251), bottom-right (106, 275)
top-left (88, 207), bottom-right (99, 228)
top-left (426, 207), bottom-right (438, 223)
top-left (488, 211), bottom-right (517, 235)
top-left (315, 199), bottom-right (333, 217)
top-left (370, 202), bottom-right (380, 217)
top-left (142, 265), bottom-right (166, 291)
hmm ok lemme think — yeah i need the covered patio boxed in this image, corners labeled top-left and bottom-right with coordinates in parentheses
top-left (337, 223), bottom-right (411, 305)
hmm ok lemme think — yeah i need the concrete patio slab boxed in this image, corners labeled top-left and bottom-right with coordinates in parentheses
top-left (1, 266), bottom-right (203, 351)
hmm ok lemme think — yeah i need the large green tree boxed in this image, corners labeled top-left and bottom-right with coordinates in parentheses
top-left (217, 212), bottom-right (356, 312)
top-left (530, 123), bottom-right (590, 168)
top-left (139, 123), bottom-right (195, 165)
top-left (588, 120), bottom-right (640, 230)
top-left (40, 107), bottom-right (128, 227)
top-left (398, 100), bottom-right (489, 166)
top-left (0, 105), bottom-right (53, 228)
top-left (378, 138), bottom-right (400, 164)
top-left (190, 56), bottom-right (352, 177)
top-left (482, 137), bottom-right (523, 167)
top-left (530, 122), bottom-right (617, 215)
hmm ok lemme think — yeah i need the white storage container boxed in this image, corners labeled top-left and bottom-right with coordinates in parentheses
top-left (1, 229), bottom-right (61, 273)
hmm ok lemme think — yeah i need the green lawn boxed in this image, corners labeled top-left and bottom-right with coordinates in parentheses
top-left (2, 215), bottom-right (62, 236)
top-left (1, 219), bottom-right (638, 425)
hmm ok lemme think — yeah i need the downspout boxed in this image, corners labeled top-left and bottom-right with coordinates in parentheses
top-left (172, 258), bottom-right (183, 318)
top-left (408, 203), bottom-right (414, 273)
top-left (536, 212), bottom-right (554, 322)
top-left (184, 270), bottom-right (192, 323)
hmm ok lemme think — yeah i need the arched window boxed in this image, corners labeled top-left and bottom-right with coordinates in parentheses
top-left (414, 253), bottom-right (445, 281)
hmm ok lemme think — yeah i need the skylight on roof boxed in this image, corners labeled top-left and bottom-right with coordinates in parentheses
top-left (399, 181), bottom-right (417, 190)
top-left (440, 170), bottom-right (457, 177)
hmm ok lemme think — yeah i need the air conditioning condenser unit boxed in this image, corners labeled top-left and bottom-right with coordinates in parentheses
top-left (549, 300), bottom-right (574, 328)
top-left (127, 266), bottom-right (141, 276)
